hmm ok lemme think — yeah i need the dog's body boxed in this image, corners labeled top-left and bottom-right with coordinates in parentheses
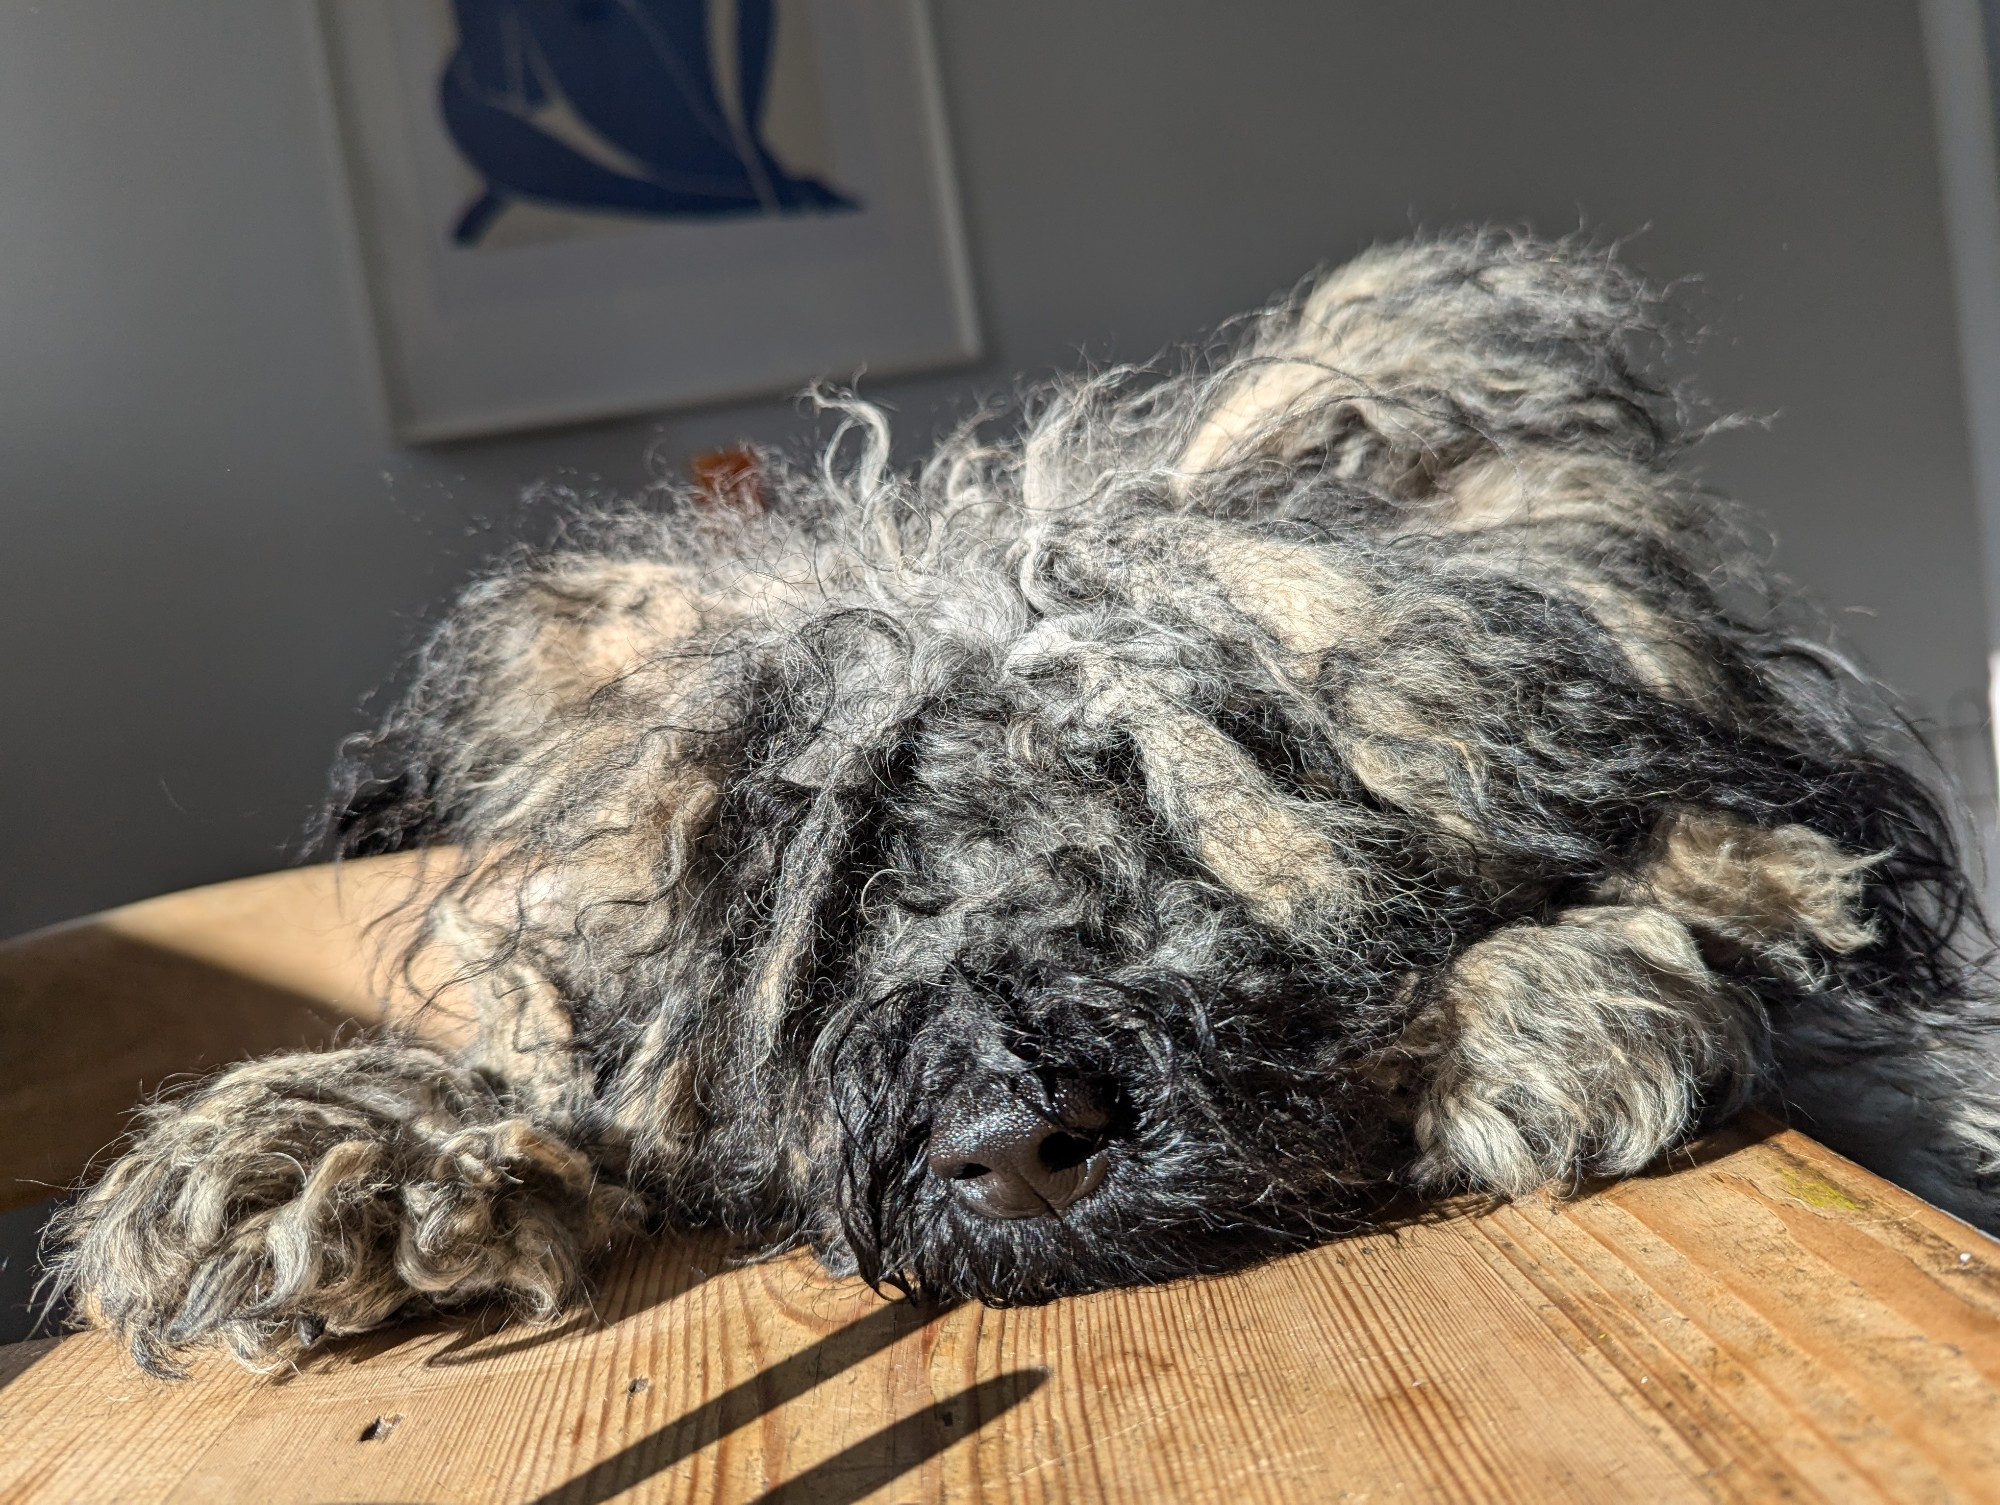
top-left (58, 235), bottom-right (2000, 1374)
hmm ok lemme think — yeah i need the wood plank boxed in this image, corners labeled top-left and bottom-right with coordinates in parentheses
top-left (1, 863), bottom-right (1997, 1501)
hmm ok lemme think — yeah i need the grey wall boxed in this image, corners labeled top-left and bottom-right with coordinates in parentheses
top-left (0, 0), bottom-right (1990, 938)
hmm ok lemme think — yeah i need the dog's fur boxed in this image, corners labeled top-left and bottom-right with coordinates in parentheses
top-left (54, 233), bottom-right (2000, 1375)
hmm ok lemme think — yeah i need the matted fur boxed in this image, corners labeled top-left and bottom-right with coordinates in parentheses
top-left (54, 232), bottom-right (2000, 1375)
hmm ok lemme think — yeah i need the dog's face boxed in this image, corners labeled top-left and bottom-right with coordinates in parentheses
top-left (764, 612), bottom-right (1458, 1304)
top-left (723, 500), bottom-right (1938, 1302)
top-left (814, 794), bottom-right (1398, 1303)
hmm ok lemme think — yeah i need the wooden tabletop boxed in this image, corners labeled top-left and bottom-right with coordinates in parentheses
top-left (2, 863), bottom-right (1998, 1502)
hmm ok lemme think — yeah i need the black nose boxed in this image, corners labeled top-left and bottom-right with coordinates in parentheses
top-left (926, 1081), bottom-right (1111, 1219)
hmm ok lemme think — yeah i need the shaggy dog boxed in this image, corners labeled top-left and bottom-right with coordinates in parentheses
top-left (56, 233), bottom-right (2000, 1375)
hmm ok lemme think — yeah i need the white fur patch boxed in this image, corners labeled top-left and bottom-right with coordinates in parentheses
top-left (1602, 810), bottom-right (1879, 980)
top-left (1410, 904), bottom-right (1761, 1195)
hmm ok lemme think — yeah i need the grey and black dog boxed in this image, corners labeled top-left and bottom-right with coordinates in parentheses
top-left (56, 233), bottom-right (2000, 1375)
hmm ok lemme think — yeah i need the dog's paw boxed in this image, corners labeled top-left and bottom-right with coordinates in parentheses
top-left (51, 1044), bottom-right (636, 1375)
top-left (1405, 905), bottom-right (1763, 1196)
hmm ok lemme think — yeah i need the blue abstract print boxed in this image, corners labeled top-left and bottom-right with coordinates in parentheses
top-left (441, 0), bottom-right (856, 246)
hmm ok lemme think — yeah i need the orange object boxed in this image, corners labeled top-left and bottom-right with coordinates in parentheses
top-left (689, 445), bottom-right (765, 511)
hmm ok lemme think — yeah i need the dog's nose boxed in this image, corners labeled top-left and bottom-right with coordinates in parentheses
top-left (926, 1081), bottom-right (1110, 1219)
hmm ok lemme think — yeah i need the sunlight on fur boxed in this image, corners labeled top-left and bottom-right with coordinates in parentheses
top-left (52, 231), bottom-right (2000, 1375)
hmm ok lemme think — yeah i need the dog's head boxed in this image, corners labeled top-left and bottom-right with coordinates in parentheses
top-left (802, 679), bottom-right (1424, 1301)
top-left (347, 234), bottom-right (1971, 1305)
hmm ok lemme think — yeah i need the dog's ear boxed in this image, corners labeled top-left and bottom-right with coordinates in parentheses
top-left (330, 554), bottom-right (742, 861)
top-left (1177, 234), bottom-right (1677, 495)
top-left (1168, 240), bottom-right (1727, 720)
top-left (436, 557), bottom-right (720, 766)
top-left (382, 555), bottom-right (744, 1018)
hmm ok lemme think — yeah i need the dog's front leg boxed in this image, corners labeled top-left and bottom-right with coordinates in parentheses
top-left (1403, 903), bottom-right (1764, 1196)
top-left (51, 1038), bottom-right (632, 1375)
top-left (53, 887), bottom-right (634, 1376)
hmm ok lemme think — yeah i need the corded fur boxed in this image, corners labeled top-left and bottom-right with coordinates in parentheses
top-left (53, 231), bottom-right (2000, 1374)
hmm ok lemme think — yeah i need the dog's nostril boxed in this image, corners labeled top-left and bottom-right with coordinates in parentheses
top-left (1037, 1132), bottom-right (1094, 1173)
top-left (949, 1161), bottom-right (991, 1180)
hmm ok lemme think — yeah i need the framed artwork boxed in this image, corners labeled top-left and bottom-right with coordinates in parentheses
top-left (316, 0), bottom-right (979, 442)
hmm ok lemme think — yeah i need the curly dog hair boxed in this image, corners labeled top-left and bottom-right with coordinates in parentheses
top-left (55, 232), bottom-right (2000, 1374)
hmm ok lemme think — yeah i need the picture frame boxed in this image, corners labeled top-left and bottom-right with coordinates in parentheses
top-left (315, 0), bottom-right (980, 443)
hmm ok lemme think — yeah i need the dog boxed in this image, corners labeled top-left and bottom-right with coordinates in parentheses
top-left (55, 232), bottom-right (2000, 1375)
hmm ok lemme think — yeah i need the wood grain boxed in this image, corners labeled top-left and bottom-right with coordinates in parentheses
top-left (1, 864), bottom-right (1997, 1501)
top-left (0, 853), bottom-right (445, 1212)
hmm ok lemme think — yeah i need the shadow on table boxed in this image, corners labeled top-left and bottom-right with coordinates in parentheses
top-left (525, 1294), bottom-right (993, 1505)
top-left (747, 1370), bottom-right (1048, 1505)
top-left (333, 1366), bottom-right (1045, 1505)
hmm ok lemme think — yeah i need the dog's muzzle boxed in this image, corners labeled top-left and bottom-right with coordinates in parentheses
top-left (925, 1079), bottom-right (1111, 1219)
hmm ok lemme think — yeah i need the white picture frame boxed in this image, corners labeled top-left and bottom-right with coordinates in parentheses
top-left (315, 0), bottom-right (979, 443)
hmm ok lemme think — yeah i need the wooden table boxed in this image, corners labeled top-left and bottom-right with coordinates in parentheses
top-left (1, 861), bottom-right (1997, 1503)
